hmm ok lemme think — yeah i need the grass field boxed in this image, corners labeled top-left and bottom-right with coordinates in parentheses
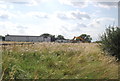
top-left (1, 42), bottom-right (118, 79)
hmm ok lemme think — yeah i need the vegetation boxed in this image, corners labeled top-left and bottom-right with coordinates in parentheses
top-left (40, 33), bottom-right (55, 42)
top-left (79, 34), bottom-right (92, 43)
top-left (40, 33), bottom-right (66, 42)
top-left (56, 35), bottom-right (65, 40)
top-left (1, 42), bottom-right (118, 79)
top-left (40, 33), bottom-right (52, 38)
top-left (100, 26), bottom-right (120, 61)
top-left (93, 41), bottom-right (102, 43)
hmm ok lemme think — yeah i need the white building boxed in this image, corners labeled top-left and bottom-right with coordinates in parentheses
top-left (5, 35), bottom-right (51, 42)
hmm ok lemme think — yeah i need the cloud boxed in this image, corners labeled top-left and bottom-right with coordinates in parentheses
top-left (89, 20), bottom-right (101, 28)
top-left (94, 2), bottom-right (118, 9)
top-left (88, 0), bottom-right (119, 2)
top-left (17, 25), bottom-right (27, 29)
top-left (59, 23), bottom-right (91, 39)
top-left (59, 17), bottom-right (116, 40)
top-left (76, 23), bottom-right (87, 28)
top-left (0, 21), bottom-right (17, 34)
top-left (0, 0), bottom-right (41, 6)
top-left (16, 25), bottom-right (28, 33)
top-left (0, 21), bottom-right (29, 35)
top-left (58, 0), bottom-right (88, 8)
top-left (0, 14), bottom-right (9, 20)
top-left (59, 0), bottom-right (118, 9)
top-left (71, 10), bottom-right (90, 19)
top-left (26, 12), bottom-right (49, 19)
top-left (56, 10), bottom-right (90, 20)
top-left (57, 13), bottom-right (70, 20)
top-left (0, 0), bottom-right (30, 4)
top-left (93, 17), bottom-right (116, 37)
top-left (0, 10), bottom-right (16, 20)
top-left (0, 4), bottom-right (7, 9)
top-left (97, 17), bottom-right (115, 22)
top-left (0, 0), bottom-right (55, 6)
top-left (86, 17), bottom-right (116, 40)
top-left (0, 3), bottom-right (14, 10)
top-left (60, 22), bottom-right (87, 34)
top-left (88, 17), bottom-right (115, 28)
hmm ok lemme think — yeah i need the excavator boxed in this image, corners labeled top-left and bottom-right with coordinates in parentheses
top-left (71, 36), bottom-right (85, 43)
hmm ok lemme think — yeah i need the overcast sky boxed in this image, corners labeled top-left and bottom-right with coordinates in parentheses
top-left (0, 0), bottom-right (119, 41)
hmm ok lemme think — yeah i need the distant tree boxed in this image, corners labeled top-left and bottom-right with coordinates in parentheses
top-left (56, 35), bottom-right (65, 40)
top-left (79, 34), bottom-right (92, 43)
top-left (40, 33), bottom-right (55, 42)
top-left (40, 33), bottom-right (51, 38)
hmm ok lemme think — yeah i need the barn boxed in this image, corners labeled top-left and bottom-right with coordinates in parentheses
top-left (0, 36), bottom-right (5, 41)
top-left (5, 34), bottom-right (51, 42)
top-left (0, 38), bottom-right (2, 41)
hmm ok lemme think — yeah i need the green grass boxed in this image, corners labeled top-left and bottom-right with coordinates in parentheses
top-left (1, 43), bottom-right (118, 79)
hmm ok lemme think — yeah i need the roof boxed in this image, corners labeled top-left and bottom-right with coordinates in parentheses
top-left (5, 35), bottom-right (43, 37)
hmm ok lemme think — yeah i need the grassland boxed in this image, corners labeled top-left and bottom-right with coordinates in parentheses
top-left (0, 42), bottom-right (118, 79)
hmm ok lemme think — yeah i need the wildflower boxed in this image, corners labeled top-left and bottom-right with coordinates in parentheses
top-left (26, 49), bottom-right (29, 52)
top-left (37, 60), bottom-right (39, 63)
top-left (34, 50), bottom-right (38, 52)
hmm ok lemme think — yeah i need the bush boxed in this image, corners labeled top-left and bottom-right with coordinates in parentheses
top-left (101, 26), bottom-right (120, 61)
top-left (93, 41), bottom-right (102, 43)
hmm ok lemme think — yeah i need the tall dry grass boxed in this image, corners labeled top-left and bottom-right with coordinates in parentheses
top-left (1, 42), bottom-right (118, 79)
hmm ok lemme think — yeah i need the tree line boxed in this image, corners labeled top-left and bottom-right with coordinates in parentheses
top-left (40, 33), bottom-right (92, 43)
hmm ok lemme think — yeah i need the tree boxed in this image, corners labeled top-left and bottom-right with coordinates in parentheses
top-left (40, 33), bottom-right (51, 38)
top-left (79, 34), bottom-right (92, 43)
top-left (56, 35), bottom-right (65, 40)
top-left (101, 26), bottom-right (120, 61)
top-left (40, 33), bottom-right (55, 42)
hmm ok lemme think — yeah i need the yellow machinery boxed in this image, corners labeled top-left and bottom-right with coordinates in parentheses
top-left (71, 36), bottom-right (85, 43)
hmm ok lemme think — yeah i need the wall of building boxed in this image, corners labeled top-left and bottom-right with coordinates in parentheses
top-left (5, 35), bottom-right (51, 42)
top-left (0, 36), bottom-right (5, 41)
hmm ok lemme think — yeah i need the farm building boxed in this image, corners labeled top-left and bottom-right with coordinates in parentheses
top-left (0, 36), bottom-right (2, 41)
top-left (0, 38), bottom-right (2, 41)
top-left (0, 36), bottom-right (5, 41)
top-left (5, 34), bottom-right (51, 42)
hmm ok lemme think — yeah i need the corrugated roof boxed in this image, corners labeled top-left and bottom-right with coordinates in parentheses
top-left (5, 35), bottom-right (43, 37)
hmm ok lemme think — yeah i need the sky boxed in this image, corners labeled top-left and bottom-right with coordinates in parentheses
top-left (0, 0), bottom-right (119, 41)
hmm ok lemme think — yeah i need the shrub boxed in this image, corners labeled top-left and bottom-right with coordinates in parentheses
top-left (93, 41), bottom-right (102, 43)
top-left (101, 26), bottom-right (120, 61)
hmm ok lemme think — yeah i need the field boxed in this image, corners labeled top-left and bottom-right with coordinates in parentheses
top-left (0, 42), bottom-right (118, 79)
